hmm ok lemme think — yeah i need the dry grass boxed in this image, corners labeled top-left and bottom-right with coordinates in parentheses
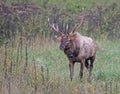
top-left (0, 37), bottom-right (120, 94)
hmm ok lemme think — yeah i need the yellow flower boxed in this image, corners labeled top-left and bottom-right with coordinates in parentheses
top-left (87, 83), bottom-right (94, 94)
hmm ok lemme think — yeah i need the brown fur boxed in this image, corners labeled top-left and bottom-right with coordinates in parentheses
top-left (61, 32), bottom-right (97, 82)
top-left (48, 10), bottom-right (97, 82)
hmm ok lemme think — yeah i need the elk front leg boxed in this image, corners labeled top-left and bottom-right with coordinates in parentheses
top-left (69, 61), bottom-right (74, 81)
top-left (79, 63), bottom-right (84, 79)
top-left (79, 59), bottom-right (85, 79)
top-left (88, 56), bottom-right (95, 83)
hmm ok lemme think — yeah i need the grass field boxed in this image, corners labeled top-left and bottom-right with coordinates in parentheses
top-left (0, 37), bottom-right (120, 94)
top-left (0, 0), bottom-right (120, 94)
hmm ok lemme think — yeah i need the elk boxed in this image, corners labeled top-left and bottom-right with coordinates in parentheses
top-left (48, 9), bottom-right (97, 82)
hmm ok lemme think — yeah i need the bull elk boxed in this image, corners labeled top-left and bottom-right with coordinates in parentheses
top-left (48, 9), bottom-right (97, 82)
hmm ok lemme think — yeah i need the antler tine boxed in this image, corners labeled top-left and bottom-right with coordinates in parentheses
top-left (48, 18), bottom-right (59, 32)
top-left (71, 8), bottom-right (85, 34)
top-left (78, 8), bottom-right (85, 29)
top-left (71, 24), bottom-right (79, 33)
top-left (48, 18), bottom-right (64, 35)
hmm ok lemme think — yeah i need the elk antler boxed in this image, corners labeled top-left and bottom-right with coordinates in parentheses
top-left (48, 18), bottom-right (64, 36)
top-left (71, 8), bottom-right (85, 34)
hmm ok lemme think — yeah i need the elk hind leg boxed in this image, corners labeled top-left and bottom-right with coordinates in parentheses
top-left (85, 59), bottom-right (89, 69)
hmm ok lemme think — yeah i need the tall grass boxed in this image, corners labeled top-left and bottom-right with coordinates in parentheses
top-left (0, 1), bottom-right (120, 94)
top-left (0, 36), bottom-right (120, 94)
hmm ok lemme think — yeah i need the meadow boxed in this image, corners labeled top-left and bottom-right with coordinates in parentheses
top-left (0, 0), bottom-right (120, 94)
top-left (0, 37), bottom-right (120, 94)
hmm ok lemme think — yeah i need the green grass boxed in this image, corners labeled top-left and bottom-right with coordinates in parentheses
top-left (0, 38), bottom-right (120, 94)
top-left (94, 40), bottom-right (120, 81)
top-left (31, 0), bottom-right (120, 7)
top-left (6, 0), bottom-right (120, 10)
top-left (0, 0), bottom-right (120, 93)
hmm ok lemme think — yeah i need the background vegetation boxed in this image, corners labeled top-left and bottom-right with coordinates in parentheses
top-left (0, 0), bottom-right (120, 94)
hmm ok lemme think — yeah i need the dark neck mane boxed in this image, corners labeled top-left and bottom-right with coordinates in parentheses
top-left (64, 44), bottom-right (79, 62)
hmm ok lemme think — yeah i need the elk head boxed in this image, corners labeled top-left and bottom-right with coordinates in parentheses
top-left (48, 9), bottom-right (85, 54)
